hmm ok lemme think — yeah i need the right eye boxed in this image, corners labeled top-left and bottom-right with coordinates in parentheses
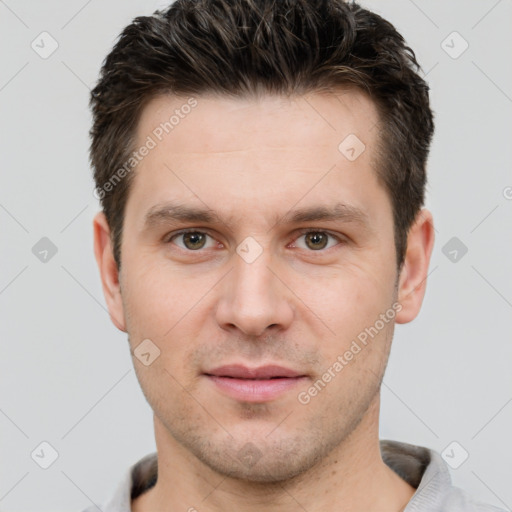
top-left (166, 230), bottom-right (218, 251)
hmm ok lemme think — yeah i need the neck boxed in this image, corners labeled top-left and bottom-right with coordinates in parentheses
top-left (132, 395), bottom-right (415, 512)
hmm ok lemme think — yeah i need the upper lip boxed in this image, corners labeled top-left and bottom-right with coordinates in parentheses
top-left (204, 364), bottom-right (305, 379)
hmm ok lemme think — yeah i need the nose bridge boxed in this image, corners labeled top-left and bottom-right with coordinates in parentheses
top-left (215, 237), bottom-right (293, 336)
top-left (234, 244), bottom-right (274, 300)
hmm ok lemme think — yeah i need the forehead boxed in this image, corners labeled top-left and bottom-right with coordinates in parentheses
top-left (126, 89), bottom-right (390, 232)
top-left (135, 89), bottom-right (380, 158)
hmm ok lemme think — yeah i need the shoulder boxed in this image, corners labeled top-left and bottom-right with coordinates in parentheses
top-left (438, 485), bottom-right (507, 512)
top-left (79, 452), bottom-right (157, 512)
top-left (380, 440), bottom-right (507, 512)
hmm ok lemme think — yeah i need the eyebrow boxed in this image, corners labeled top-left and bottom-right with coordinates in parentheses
top-left (280, 203), bottom-right (370, 227)
top-left (143, 201), bottom-right (372, 232)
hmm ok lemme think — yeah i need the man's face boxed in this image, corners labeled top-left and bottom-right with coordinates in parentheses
top-left (114, 90), bottom-right (402, 481)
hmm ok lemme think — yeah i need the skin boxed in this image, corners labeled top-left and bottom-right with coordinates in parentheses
top-left (94, 89), bottom-right (434, 512)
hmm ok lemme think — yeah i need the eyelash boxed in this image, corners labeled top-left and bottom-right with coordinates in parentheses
top-left (165, 228), bottom-right (345, 252)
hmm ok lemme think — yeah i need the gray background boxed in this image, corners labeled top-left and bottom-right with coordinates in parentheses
top-left (1, 0), bottom-right (511, 510)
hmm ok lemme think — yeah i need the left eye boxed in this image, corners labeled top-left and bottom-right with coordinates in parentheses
top-left (293, 231), bottom-right (341, 251)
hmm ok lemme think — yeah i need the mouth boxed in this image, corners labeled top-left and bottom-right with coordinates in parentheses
top-left (203, 364), bottom-right (308, 402)
top-left (205, 364), bottom-right (306, 379)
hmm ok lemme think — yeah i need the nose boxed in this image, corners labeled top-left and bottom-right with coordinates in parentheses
top-left (215, 245), bottom-right (294, 337)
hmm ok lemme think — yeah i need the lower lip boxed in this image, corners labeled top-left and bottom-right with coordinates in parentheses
top-left (205, 375), bottom-right (307, 402)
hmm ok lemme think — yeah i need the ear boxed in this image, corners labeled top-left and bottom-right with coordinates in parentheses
top-left (395, 208), bottom-right (435, 324)
top-left (93, 211), bottom-right (127, 332)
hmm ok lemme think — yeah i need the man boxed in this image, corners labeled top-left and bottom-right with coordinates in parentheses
top-left (85, 0), bottom-right (504, 511)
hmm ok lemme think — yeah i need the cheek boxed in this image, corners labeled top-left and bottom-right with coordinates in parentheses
top-left (122, 258), bottom-right (193, 334)
top-left (131, 332), bottom-right (199, 409)
top-left (290, 262), bottom-right (393, 333)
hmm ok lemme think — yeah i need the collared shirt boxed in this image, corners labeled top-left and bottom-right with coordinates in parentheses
top-left (82, 440), bottom-right (506, 512)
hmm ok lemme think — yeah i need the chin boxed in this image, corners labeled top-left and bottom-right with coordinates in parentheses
top-left (192, 437), bottom-right (327, 484)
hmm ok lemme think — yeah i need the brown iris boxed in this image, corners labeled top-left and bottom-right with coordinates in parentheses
top-left (304, 232), bottom-right (328, 250)
top-left (182, 232), bottom-right (207, 250)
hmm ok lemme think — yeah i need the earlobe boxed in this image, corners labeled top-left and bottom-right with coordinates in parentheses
top-left (395, 208), bottom-right (435, 324)
top-left (93, 211), bottom-right (127, 332)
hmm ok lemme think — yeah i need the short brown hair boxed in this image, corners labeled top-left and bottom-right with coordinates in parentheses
top-left (89, 0), bottom-right (434, 272)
